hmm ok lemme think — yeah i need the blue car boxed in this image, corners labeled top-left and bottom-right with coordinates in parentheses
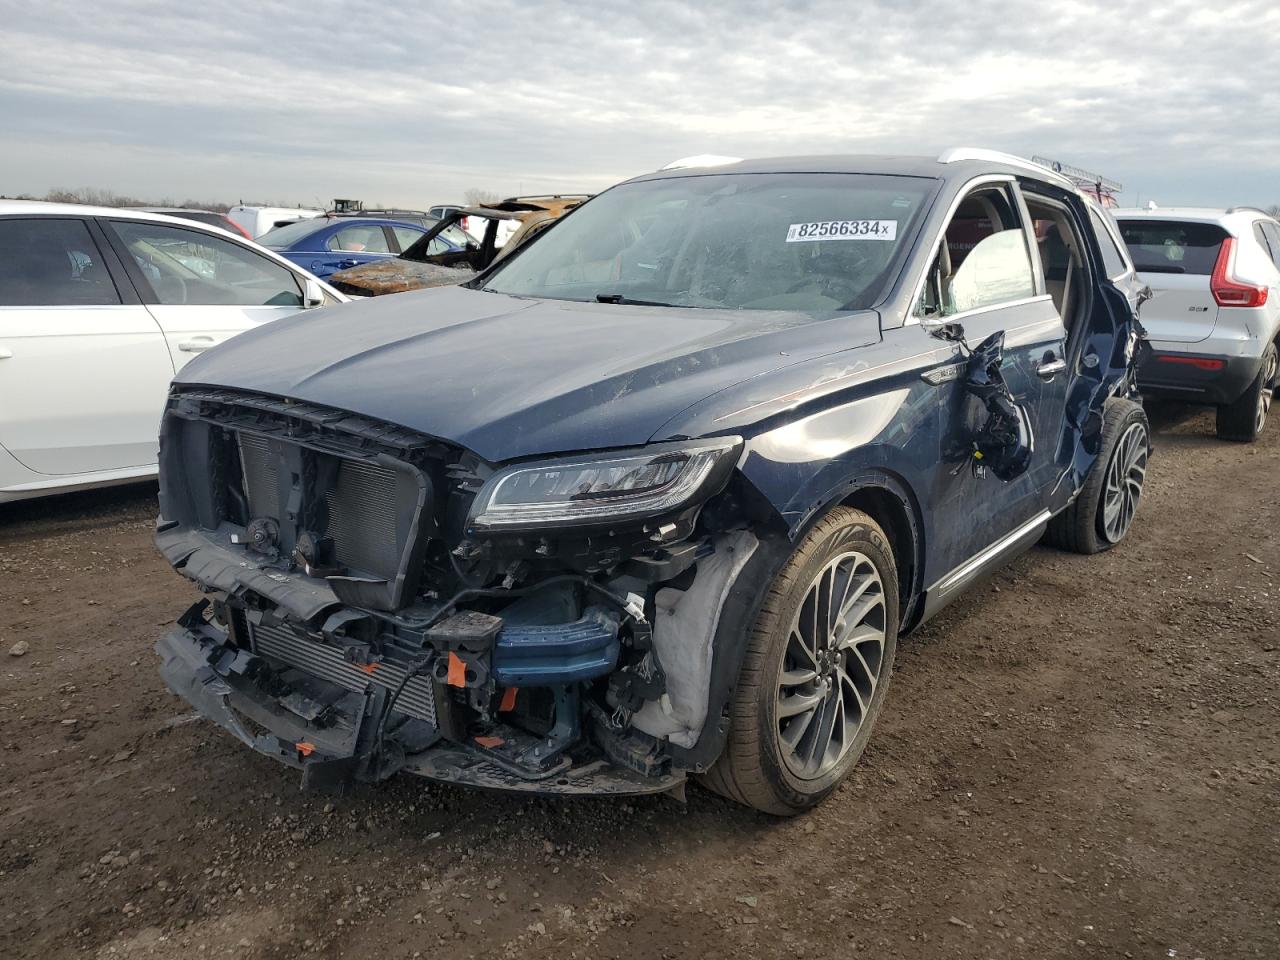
top-left (257, 217), bottom-right (457, 279)
top-left (153, 150), bottom-right (1148, 814)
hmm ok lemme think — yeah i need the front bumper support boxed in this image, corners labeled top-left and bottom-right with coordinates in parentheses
top-left (156, 610), bottom-right (684, 797)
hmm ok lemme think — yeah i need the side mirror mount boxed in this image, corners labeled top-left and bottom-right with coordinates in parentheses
top-left (933, 321), bottom-right (966, 343)
top-left (303, 277), bottom-right (325, 309)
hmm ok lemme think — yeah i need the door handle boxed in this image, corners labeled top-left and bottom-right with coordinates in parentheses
top-left (337, 259), bottom-right (360, 268)
top-left (178, 337), bottom-right (217, 353)
top-left (1035, 357), bottom-right (1067, 380)
top-left (0, 346), bottom-right (12, 360)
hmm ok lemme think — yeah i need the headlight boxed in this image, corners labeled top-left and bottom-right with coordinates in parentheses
top-left (467, 437), bottom-right (741, 530)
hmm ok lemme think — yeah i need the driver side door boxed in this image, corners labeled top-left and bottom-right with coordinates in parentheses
top-left (916, 180), bottom-right (1069, 578)
top-left (101, 219), bottom-right (310, 371)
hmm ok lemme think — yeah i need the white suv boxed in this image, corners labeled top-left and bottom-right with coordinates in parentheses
top-left (1114, 207), bottom-right (1280, 441)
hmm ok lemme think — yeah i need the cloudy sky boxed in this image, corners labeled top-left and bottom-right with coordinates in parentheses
top-left (1, 0), bottom-right (1277, 209)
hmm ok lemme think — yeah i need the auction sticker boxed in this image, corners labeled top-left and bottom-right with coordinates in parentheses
top-left (785, 220), bottom-right (897, 242)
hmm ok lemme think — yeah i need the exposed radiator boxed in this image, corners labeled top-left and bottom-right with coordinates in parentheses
top-left (236, 432), bottom-right (406, 582)
top-left (250, 620), bottom-right (436, 727)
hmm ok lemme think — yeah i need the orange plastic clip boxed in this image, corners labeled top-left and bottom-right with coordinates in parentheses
top-left (447, 651), bottom-right (467, 687)
top-left (499, 687), bottom-right (519, 712)
top-left (356, 662), bottom-right (379, 675)
top-left (295, 742), bottom-right (316, 757)
top-left (474, 735), bottom-right (505, 749)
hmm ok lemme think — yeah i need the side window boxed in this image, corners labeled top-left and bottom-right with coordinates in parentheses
top-left (949, 232), bottom-right (1036, 314)
top-left (1088, 209), bottom-right (1129, 279)
top-left (0, 218), bottom-right (120, 306)
top-left (327, 226), bottom-right (391, 254)
top-left (1025, 197), bottom-right (1090, 334)
top-left (919, 185), bottom-right (1034, 318)
top-left (110, 221), bottom-right (302, 307)
top-left (390, 226), bottom-right (422, 252)
top-left (1258, 222), bottom-right (1280, 268)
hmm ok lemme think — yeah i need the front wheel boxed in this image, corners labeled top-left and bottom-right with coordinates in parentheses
top-left (701, 507), bottom-right (899, 815)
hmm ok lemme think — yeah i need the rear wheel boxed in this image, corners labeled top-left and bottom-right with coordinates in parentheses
top-left (701, 507), bottom-right (898, 815)
top-left (1044, 398), bottom-right (1149, 555)
top-left (1216, 343), bottom-right (1277, 442)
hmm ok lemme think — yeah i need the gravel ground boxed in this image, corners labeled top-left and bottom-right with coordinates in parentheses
top-left (1, 401), bottom-right (1277, 959)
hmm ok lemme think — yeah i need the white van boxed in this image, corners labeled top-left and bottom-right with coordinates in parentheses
top-left (226, 205), bottom-right (324, 239)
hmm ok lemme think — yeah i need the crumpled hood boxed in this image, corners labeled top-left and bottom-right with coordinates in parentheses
top-left (328, 258), bottom-right (475, 296)
top-left (175, 286), bottom-right (880, 462)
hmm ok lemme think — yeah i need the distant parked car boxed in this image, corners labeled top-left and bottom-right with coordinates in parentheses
top-left (226, 205), bottom-right (325, 239)
top-left (256, 217), bottom-right (456, 280)
top-left (329, 196), bottom-right (586, 297)
top-left (1114, 206), bottom-right (1280, 441)
top-left (137, 208), bottom-right (253, 239)
top-left (0, 202), bottom-right (345, 504)
top-left (328, 208), bottom-right (438, 230)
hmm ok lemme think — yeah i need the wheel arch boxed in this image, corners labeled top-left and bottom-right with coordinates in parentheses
top-left (785, 468), bottom-right (927, 633)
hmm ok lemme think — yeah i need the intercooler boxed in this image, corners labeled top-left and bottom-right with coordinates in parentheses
top-left (250, 619), bottom-right (437, 727)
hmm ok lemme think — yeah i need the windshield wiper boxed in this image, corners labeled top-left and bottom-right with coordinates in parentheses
top-left (595, 293), bottom-right (675, 307)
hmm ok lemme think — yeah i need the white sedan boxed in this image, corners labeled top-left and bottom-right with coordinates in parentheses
top-left (0, 202), bottom-right (346, 504)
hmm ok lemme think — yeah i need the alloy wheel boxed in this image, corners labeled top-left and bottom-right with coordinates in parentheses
top-left (1257, 349), bottom-right (1278, 434)
top-left (777, 551), bottom-right (887, 779)
top-left (1101, 421), bottom-right (1148, 543)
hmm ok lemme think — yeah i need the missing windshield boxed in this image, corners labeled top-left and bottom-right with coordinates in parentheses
top-left (481, 173), bottom-right (935, 313)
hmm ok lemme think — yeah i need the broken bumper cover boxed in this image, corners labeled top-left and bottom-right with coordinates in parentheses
top-left (156, 618), bottom-right (684, 797)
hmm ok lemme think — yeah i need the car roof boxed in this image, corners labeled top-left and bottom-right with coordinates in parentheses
top-left (624, 150), bottom-right (1077, 190)
top-left (136, 207), bottom-right (220, 215)
top-left (306, 216), bottom-right (428, 229)
top-left (1112, 206), bottom-right (1276, 227)
top-left (0, 199), bottom-right (225, 221)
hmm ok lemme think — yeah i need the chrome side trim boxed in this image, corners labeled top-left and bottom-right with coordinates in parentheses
top-left (918, 294), bottom-right (1055, 333)
top-left (919, 509), bottom-right (1051, 623)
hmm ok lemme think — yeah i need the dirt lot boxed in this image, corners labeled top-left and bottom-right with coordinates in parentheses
top-left (1, 402), bottom-right (1277, 960)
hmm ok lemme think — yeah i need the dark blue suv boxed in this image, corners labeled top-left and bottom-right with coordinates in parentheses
top-left (154, 150), bottom-right (1149, 814)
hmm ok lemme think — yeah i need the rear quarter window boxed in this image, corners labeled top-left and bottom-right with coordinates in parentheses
top-left (1117, 219), bottom-right (1227, 275)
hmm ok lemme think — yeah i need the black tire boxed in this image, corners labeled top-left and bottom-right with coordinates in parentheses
top-left (1043, 398), bottom-right (1149, 555)
top-left (1216, 343), bottom-right (1277, 442)
top-left (700, 507), bottom-right (899, 815)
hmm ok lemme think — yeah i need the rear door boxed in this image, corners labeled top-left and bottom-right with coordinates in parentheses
top-left (1115, 218), bottom-right (1226, 342)
top-left (308, 223), bottom-right (399, 278)
top-left (0, 217), bottom-right (175, 475)
top-left (101, 218), bottom-right (309, 371)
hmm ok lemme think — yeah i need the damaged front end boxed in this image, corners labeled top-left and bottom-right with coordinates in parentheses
top-left (154, 388), bottom-right (754, 796)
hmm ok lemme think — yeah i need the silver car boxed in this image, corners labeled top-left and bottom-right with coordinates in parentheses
top-left (1114, 206), bottom-right (1280, 440)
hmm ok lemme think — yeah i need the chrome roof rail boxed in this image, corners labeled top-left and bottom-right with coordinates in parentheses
top-left (936, 148), bottom-right (1074, 187)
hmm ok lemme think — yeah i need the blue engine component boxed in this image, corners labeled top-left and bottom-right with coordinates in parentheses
top-left (491, 606), bottom-right (621, 686)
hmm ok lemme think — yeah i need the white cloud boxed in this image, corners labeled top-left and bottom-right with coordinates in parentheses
top-left (0, 0), bottom-right (1276, 206)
